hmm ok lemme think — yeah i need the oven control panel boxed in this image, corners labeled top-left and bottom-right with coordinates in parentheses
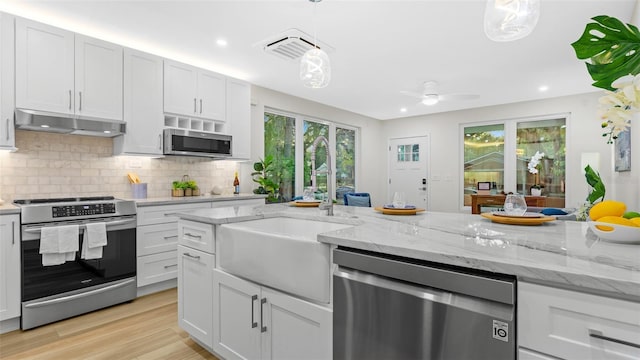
top-left (52, 203), bottom-right (117, 218)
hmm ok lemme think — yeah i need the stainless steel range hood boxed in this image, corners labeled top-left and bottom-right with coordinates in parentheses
top-left (14, 109), bottom-right (126, 137)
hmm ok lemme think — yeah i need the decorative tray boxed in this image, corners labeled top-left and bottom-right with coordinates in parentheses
top-left (480, 212), bottom-right (555, 226)
top-left (374, 206), bottom-right (425, 215)
top-left (491, 211), bottom-right (545, 218)
top-left (587, 221), bottom-right (640, 244)
top-left (290, 200), bottom-right (321, 208)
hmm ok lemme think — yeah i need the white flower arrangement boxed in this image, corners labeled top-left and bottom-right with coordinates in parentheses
top-left (528, 151), bottom-right (545, 189)
top-left (598, 74), bottom-right (639, 143)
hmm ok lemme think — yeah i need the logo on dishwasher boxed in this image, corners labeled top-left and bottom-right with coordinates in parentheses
top-left (492, 320), bottom-right (509, 342)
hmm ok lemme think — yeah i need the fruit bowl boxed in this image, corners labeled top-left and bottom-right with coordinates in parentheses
top-left (587, 221), bottom-right (640, 244)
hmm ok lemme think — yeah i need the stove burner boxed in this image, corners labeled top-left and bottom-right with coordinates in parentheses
top-left (13, 196), bottom-right (116, 205)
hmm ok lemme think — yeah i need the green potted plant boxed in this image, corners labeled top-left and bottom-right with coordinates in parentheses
top-left (252, 155), bottom-right (280, 203)
top-left (171, 180), bottom-right (186, 197)
top-left (185, 179), bottom-right (199, 196)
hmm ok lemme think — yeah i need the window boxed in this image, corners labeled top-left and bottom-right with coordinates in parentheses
top-left (264, 110), bottom-right (358, 203)
top-left (462, 116), bottom-right (566, 208)
top-left (397, 144), bottom-right (420, 162)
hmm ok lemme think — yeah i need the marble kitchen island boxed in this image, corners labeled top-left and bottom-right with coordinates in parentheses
top-left (175, 203), bottom-right (640, 360)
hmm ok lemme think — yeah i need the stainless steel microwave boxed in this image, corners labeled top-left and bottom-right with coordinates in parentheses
top-left (163, 128), bottom-right (232, 158)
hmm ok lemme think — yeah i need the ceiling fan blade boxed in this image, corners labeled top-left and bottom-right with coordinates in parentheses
top-left (439, 93), bottom-right (479, 101)
top-left (400, 90), bottom-right (425, 99)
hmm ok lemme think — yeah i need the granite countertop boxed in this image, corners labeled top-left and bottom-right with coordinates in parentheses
top-left (0, 203), bottom-right (20, 215)
top-left (174, 204), bottom-right (640, 300)
top-left (130, 193), bottom-right (267, 207)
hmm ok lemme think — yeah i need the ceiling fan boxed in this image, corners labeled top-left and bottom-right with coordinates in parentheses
top-left (401, 81), bottom-right (479, 106)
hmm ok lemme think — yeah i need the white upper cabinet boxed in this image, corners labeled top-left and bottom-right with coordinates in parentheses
top-left (164, 59), bottom-right (226, 122)
top-left (114, 48), bottom-right (163, 155)
top-left (0, 13), bottom-right (15, 150)
top-left (15, 18), bottom-right (123, 121)
top-left (226, 78), bottom-right (251, 159)
top-left (74, 34), bottom-right (123, 120)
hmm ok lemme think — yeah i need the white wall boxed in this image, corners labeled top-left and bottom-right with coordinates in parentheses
top-left (241, 85), bottom-right (386, 205)
top-left (381, 92), bottom-right (637, 212)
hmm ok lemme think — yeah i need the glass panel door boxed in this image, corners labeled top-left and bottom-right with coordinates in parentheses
top-left (463, 124), bottom-right (505, 206)
top-left (264, 112), bottom-right (296, 202)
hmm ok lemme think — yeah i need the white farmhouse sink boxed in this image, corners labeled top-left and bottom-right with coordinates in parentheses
top-left (218, 217), bottom-right (352, 304)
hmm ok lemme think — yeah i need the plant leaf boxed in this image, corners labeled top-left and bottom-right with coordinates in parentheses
top-left (571, 15), bottom-right (640, 90)
top-left (584, 165), bottom-right (606, 203)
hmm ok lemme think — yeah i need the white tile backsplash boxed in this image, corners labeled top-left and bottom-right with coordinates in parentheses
top-left (0, 130), bottom-right (241, 202)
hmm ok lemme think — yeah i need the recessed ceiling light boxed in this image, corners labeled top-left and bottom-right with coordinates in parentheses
top-left (216, 38), bottom-right (228, 47)
top-left (400, 108), bottom-right (407, 113)
top-left (538, 85), bottom-right (549, 92)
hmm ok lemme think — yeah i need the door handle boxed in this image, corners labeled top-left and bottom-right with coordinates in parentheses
top-left (182, 252), bottom-right (200, 260)
top-left (418, 187), bottom-right (426, 191)
top-left (158, 134), bottom-right (162, 151)
top-left (11, 220), bottom-right (15, 245)
top-left (69, 90), bottom-right (72, 110)
top-left (79, 91), bottom-right (82, 111)
top-left (163, 264), bottom-right (177, 269)
top-left (5, 118), bottom-right (9, 141)
top-left (199, 99), bottom-right (203, 114)
top-left (260, 297), bottom-right (267, 333)
top-left (194, 98), bottom-right (197, 113)
top-left (589, 329), bottom-right (640, 349)
top-left (251, 295), bottom-right (258, 328)
top-left (184, 232), bottom-right (202, 239)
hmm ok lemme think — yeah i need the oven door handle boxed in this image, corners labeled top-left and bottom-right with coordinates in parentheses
top-left (23, 218), bottom-right (137, 234)
top-left (23, 278), bottom-right (136, 309)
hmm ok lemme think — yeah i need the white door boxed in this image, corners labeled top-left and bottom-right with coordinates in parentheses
top-left (198, 70), bottom-right (226, 121)
top-left (388, 136), bottom-right (429, 209)
top-left (213, 269), bottom-right (261, 360)
top-left (164, 60), bottom-right (197, 116)
top-left (15, 18), bottom-right (74, 114)
top-left (121, 48), bottom-right (163, 155)
top-left (262, 287), bottom-right (332, 360)
top-left (177, 245), bottom-right (214, 349)
top-left (75, 34), bottom-right (123, 120)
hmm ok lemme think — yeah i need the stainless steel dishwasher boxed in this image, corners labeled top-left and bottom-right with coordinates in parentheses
top-left (333, 248), bottom-right (516, 360)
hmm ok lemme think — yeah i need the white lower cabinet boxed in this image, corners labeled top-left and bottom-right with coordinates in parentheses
top-left (518, 282), bottom-right (640, 360)
top-left (0, 214), bottom-right (20, 322)
top-left (178, 245), bottom-right (214, 349)
top-left (212, 269), bottom-right (332, 360)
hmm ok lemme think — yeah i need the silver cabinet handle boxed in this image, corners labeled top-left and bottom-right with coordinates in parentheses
top-left (260, 297), bottom-right (267, 333)
top-left (193, 98), bottom-right (197, 113)
top-left (5, 118), bottom-right (9, 141)
top-left (182, 252), bottom-right (200, 260)
top-left (199, 99), bottom-right (203, 114)
top-left (164, 264), bottom-right (177, 269)
top-left (158, 134), bottom-right (162, 151)
top-left (251, 294), bottom-right (258, 328)
top-left (69, 90), bottom-right (72, 110)
top-left (163, 235), bottom-right (178, 240)
top-left (184, 232), bottom-right (202, 239)
top-left (589, 329), bottom-right (640, 349)
top-left (11, 220), bottom-right (15, 245)
top-left (79, 91), bottom-right (82, 111)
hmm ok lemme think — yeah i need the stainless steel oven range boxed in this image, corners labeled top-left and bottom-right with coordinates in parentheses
top-left (14, 196), bottom-right (137, 330)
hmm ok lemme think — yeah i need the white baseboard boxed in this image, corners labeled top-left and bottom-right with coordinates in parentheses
top-left (137, 278), bottom-right (177, 297)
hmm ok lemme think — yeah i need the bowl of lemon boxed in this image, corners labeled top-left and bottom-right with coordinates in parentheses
top-left (587, 200), bottom-right (640, 244)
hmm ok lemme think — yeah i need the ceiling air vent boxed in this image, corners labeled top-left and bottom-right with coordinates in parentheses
top-left (256, 28), bottom-right (334, 61)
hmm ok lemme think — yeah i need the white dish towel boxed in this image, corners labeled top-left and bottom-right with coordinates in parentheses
top-left (39, 225), bottom-right (79, 266)
top-left (82, 222), bottom-right (107, 260)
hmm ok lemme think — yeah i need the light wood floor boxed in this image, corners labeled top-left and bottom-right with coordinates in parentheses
top-left (0, 288), bottom-right (219, 360)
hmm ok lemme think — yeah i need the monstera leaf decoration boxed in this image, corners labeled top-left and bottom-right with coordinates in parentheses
top-left (571, 15), bottom-right (640, 91)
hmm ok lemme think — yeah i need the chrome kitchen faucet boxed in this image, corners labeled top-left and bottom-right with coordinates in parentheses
top-left (311, 135), bottom-right (333, 216)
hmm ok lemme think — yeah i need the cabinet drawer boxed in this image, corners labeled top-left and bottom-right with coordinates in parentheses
top-left (137, 223), bottom-right (178, 256)
top-left (211, 199), bottom-right (264, 208)
top-left (178, 220), bottom-right (214, 253)
top-left (518, 282), bottom-right (640, 360)
top-left (137, 202), bottom-right (211, 226)
top-left (137, 250), bottom-right (178, 287)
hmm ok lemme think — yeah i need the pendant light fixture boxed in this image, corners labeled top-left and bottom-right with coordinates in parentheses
top-left (300, 0), bottom-right (331, 88)
top-left (484, 0), bottom-right (540, 42)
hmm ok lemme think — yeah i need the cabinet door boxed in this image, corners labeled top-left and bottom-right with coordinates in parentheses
top-left (0, 13), bottom-right (15, 150)
top-left (212, 269), bottom-right (261, 360)
top-left (261, 287), bottom-right (332, 360)
top-left (164, 60), bottom-right (197, 116)
top-left (226, 78), bottom-right (251, 159)
top-left (0, 215), bottom-right (20, 321)
top-left (197, 70), bottom-right (225, 121)
top-left (116, 48), bottom-right (163, 155)
top-left (177, 245), bottom-right (214, 348)
top-left (15, 17), bottom-right (74, 114)
top-left (75, 34), bottom-right (123, 121)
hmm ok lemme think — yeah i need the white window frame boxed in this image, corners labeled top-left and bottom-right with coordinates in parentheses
top-left (459, 112), bottom-right (571, 211)
top-left (264, 107), bottom-right (360, 200)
